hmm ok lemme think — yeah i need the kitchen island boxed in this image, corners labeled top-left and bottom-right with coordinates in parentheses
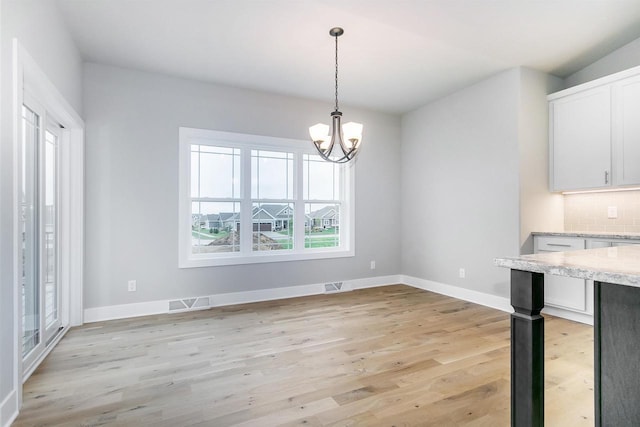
top-left (495, 245), bottom-right (640, 427)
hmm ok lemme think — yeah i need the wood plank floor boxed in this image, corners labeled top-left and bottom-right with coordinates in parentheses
top-left (14, 285), bottom-right (594, 426)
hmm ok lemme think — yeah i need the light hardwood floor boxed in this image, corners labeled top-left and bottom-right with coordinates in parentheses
top-left (14, 285), bottom-right (593, 426)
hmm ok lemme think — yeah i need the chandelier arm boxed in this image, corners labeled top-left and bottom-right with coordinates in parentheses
top-left (338, 142), bottom-right (359, 158)
top-left (313, 145), bottom-right (353, 163)
top-left (331, 113), bottom-right (343, 151)
top-left (313, 138), bottom-right (336, 156)
top-left (334, 114), bottom-right (360, 159)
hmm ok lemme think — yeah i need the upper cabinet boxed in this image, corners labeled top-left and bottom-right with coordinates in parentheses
top-left (549, 66), bottom-right (640, 192)
top-left (550, 87), bottom-right (611, 191)
top-left (613, 74), bottom-right (640, 186)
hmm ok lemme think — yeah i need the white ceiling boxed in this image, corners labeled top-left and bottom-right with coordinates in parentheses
top-left (56, 0), bottom-right (640, 114)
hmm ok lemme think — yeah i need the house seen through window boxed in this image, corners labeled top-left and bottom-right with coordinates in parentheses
top-left (180, 128), bottom-right (353, 267)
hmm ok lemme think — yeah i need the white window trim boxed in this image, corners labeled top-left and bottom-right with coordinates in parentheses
top-left (178, 127), bottom-right (355, 268)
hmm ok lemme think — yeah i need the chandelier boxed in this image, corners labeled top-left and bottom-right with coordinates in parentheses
top-left (309, 27), bottom-right (363, 163)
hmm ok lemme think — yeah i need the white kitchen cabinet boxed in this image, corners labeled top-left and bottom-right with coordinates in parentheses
top-left (548, 65), bottom-right (640, 192)
top-left (550, 87), bottom-right (611, 191)
top-left (534, 236), bottom-right (588, 313)
top-left (587, 239), bottom-right (640, 249)
top-left (613, 74), bottom-right (640, 186)
top-left (532, 234), bottom-right (640, 323)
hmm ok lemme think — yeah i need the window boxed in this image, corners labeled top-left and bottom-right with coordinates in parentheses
top-left (179, 128), bottom-right (354, 267)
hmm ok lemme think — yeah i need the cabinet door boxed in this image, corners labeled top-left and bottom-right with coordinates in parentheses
top-left (588, 240), bottom-right (613, 249)
top-left (551, 87), bottom-right (612, 191)
top-left (613, 75), bottom-right (640, 186)
top-left (543, 274), bottom-right (587, 312)
top-left (587, 240), bottom-right (640, 248)
top-left (534, 236), bottom-right (588, 313)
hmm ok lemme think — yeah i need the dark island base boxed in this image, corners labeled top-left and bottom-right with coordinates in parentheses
top-left (595, 281), bottom-right (640, 427)
top-left (510, 270), bottom-right (640, 427)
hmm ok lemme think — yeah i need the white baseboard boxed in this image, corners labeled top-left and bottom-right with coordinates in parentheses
top-left (400, 275), bottom-right (594, 325)
top-left (1, 389), bottom-right (18, 427)
top-left (84, 275), bottom-right (403, 323)
top-left (84, 300), bottom-right (168, 323)
top-left (349, 275), bottom-right (403, 289)
top-left (400, 275), bottom-right (513, 313)
top-left (207, 274), bottom-right (402, 308)
top-left (84, 274), bottom-right (592, 326)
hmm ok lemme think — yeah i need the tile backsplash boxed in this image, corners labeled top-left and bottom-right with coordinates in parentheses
top-left (564, 190), bottom-right (640, 232)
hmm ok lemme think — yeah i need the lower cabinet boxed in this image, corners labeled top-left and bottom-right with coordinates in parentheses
top-left (533, 235), bottom-right (640, 322)
top-left (544, 275), bottom-right (589, 312)
top-left (534, 236), bottom-right (590, 315)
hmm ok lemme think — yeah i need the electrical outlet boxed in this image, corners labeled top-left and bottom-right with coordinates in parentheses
top-left (608, 206), bottom-right (618, 219)
top-left (370, 260), bottom-right (376, 270)
top-left (128, 280), bottom-right (137, 292)
top-left (459, 268), bottom-right (466, 279)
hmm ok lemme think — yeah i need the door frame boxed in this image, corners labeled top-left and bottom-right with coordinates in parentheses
top-left (12, 39), bottom-right (84, 405)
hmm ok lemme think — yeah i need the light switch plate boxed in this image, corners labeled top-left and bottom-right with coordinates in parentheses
top-left (608, 206), bottom-right (618, 219)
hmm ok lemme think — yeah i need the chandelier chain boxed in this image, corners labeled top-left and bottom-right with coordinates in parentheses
top-left (334, 33), bottom-right (339, 112)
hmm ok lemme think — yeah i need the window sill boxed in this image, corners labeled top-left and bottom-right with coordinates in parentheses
top-left (179, 248), bottom-right (355, 268)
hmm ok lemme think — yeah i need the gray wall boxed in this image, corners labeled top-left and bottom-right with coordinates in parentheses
top-left (564, 36), bottom-right (640, 87)
top-left (400, 69), bottom-right (521, 298)
top-left (83, 63), bottom-right (401, 309)
top-left (0, 0), bottom-right (82, 409)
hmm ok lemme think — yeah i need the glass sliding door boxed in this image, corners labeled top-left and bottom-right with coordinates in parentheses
top-left (15, 43), bottom-right (84, 389)
top-left (21, 97), bottom-right (63, 372)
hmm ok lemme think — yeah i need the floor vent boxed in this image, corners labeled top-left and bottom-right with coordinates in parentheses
top-left (168, 296), bottom-right (210, 312)
top-left (324, 282), bottom-right (350, 293)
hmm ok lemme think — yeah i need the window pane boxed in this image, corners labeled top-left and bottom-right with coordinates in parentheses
top-left (192, 145), bottom-right (240, 198)
top-left (251, 150), bottom-right (293, 200)
top-left (305, 203), bottom-right (340, 248)
top-left (191, 201), bottom-right (240, 253)
top-left (44, 131), bottom-right (58, 328)
top-left (303, 154), bottom-right (340, 200)
top-left (21, 105), bottom-right (40, 356)
top-left (190, 151), bottom-right (199, 197)
top-left (252, 203), bottom-right (293, 251)
top-left (199, 145), bottom-right (234, 154)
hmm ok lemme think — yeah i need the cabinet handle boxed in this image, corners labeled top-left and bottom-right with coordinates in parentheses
top-left (605, 170), bottom-right (609, 184)
top-left (546, 243), bottom-right (572, 247)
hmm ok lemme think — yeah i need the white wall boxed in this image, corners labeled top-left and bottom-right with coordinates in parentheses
top-left (400, 69), bottom-right (521, 298)
top-left (564, 36), bottom-right (640, 88)
top-left (518, 68), bottom-right (564, 254)
top-left (82, 63), bottom-right (401, 309)
top-left (0, 0), bottom-right (83, 420)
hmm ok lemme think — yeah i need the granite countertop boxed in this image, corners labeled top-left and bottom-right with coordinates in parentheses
top-left (494, 245), bottom-right (640, 287)
top-left (533, 231), bottom-right (640, 240)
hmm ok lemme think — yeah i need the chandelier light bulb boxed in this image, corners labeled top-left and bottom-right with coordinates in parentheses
top-left (309, 123), bottom-right (330, 145)
top-left (342, 121), bottom-right (363, 149)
